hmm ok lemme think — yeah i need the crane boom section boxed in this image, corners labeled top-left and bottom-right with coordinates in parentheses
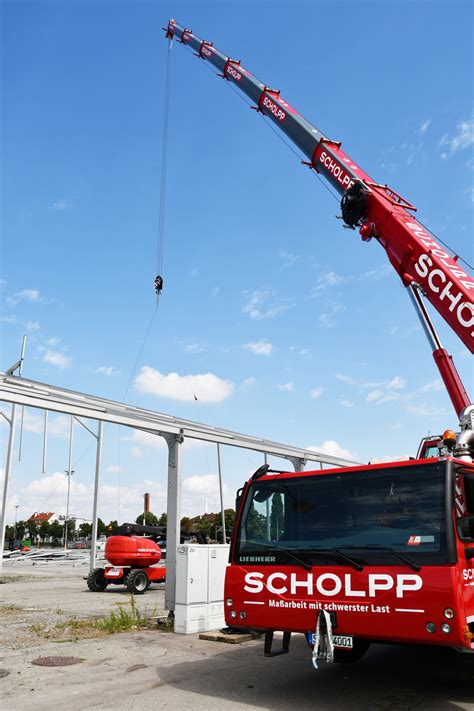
top-left (167, 21), bottom-right (474, 354)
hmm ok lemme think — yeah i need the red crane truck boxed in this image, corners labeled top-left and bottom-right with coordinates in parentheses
top-left (166, 21), bottom-right (474, 665)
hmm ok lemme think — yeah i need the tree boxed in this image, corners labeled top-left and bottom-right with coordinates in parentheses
top-left (26, 520), bottom-right (38, 544)
top-left (224, 509), bottom-right (235, 538)
top-left (158, 512), bottom-right (167, 526)
top-left (195, 516), bottom-right (211, 538)
top-left (270, 494), bottom-right (284, 540)
top-left (15, 520), bottom-right (26, 542)
top-left (66, 519), bottom-right (76, 542)
top-left (180, 516), bottom-right (192, 533)
top-left (246, 505), bottom-right (267, 540)
top-left (4, 525), bottom-right (14, 549)
top-left (78, 522), bottom-right (92, 539)
top-left (107, 519), bottom-right (118, 531)
top-left (97, 518), bottom-right (107, 537)
top-left (135, 511), bottom-right (159, 526)
top-left (39, 521), bottom-right (51, 544)
top-left (49, 520), bottom-right (64, 543)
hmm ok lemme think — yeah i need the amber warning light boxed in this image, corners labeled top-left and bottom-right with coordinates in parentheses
top-left (442, 430), bottom-right (457, 449)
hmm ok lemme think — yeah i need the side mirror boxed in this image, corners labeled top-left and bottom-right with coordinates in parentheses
top-left (456, 515), bottom-right (474, 542)
top-left (235, 487), bottom-right (244, 515)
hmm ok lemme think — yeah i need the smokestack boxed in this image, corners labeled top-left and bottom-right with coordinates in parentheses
top-left (144, 492), bottom-right (150, 513)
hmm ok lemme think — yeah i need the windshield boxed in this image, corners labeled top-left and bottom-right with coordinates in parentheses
top-left (236, 462), bottom-right (449, 566)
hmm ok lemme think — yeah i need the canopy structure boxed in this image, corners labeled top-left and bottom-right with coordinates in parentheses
top-left (0, 370), bottom-right (359, 611)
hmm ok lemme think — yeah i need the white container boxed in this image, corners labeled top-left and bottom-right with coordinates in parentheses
top-left (174, 544), bottom-right (229, 634)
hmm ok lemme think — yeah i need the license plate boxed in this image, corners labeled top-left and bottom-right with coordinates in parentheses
top-left (307, 633), bottom-right (353, 649)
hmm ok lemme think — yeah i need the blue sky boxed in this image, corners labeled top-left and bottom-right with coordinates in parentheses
top-left (1, 0), bottom-right (473, 525)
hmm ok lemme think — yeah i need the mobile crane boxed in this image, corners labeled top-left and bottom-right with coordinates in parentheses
top-left (166, 21), bottom-right (474, 665)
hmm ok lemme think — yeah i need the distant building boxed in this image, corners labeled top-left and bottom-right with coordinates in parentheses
top-left (28, 512), bottom-right (59, 526)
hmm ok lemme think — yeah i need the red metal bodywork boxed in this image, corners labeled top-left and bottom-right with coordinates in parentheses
top-left (105, 535), bottom-right (162, 567)
top-left (103, 564), bottom-right (166, 583)
top-left (225, 458), bottom-right (474, 651)
top-left (166, 20), bottom-right (474, 357)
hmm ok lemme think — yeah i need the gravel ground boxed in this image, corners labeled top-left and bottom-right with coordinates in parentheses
top-left (0, 562), bottom-right (167, 652)
top-left (1, 562), bottom-right (474, 710)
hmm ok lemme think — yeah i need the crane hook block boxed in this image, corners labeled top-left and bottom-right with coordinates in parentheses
top-left (340, 182), bottom-right (368, 227)
top-left (154, 275), bottom-right (164, 294)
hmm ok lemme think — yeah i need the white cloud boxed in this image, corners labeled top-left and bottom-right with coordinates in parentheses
top-left (95, 366), bottom-right (119, 376)
top-left (367, 389), bottom-right (384, 402)
top-left (134, 366), bottom-right (234, 403)
top-left (43, 349), bottom-right (71, 369)
top-left (106, 465), bottom-right (121, 474)
top-left (48, 415), bottom-right (73, 439)
top-left (241, 377), bottom-right (256, 389)
top-left (184, 343), bottom-right (205, 354)
top-left (336, 373), bottom-right (356, 385)
top-left (242, 289), bottom-right (290, 320)
top-left (244, 340), bottom-right (273, 356)
top-left (25, 320), bottom-right (40, 332)
top-left (406, 402), bottom-right (445, 417)
top-left (441, 116), bottom-right (474, 157)
top-left (387, 376), bottom-right (406, 390)
top-left (310, 387), bottom-right (323, 399)
top-left (313, 271), bottom-right (346, 292)
top-left (21, 410), bottom-right (44, 433)
top-left (279, 249), bottom-right (298, 269)
top-left (307, 440), bottom-right (357, 461)
top-left (420, 119), bottom-right (431, 134)
top-left (277, 381), bottom-right (294, 392)
top-left (319, 303), bottom-right (343, 328)
top-left (52, 199), bottom-right (72, 210)
top-left (420, 379), bottom-right (444, 393)
top-left (339, 399), bottom-right (354, 408)
top-left (7, 289), bottom-right (43, 306)
top-left (46, 337), bottom-right (62, 346)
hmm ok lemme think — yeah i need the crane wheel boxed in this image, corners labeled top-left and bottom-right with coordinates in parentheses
top-left (125, 569), bottom-right (149, 595)
top-left (87, 567), bottom-right (108, 592)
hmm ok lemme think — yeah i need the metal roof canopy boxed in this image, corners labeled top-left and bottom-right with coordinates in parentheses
top-left (0, 371), bottom-right (359, 611)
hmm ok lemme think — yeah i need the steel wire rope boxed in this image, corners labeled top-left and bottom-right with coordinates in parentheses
top-left (157, 38), bottom-right (173, 277)
top-left (69, 46), bottom-right (175, 517)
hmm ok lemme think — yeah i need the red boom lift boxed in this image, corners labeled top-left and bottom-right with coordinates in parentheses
top-left (167, 21), bottom-right (474, 665)
top-left (87, 523), bottom-right (166, 594)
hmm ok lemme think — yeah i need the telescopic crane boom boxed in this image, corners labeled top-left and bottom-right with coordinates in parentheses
top-left (165, 20), bottom-right (473, 419)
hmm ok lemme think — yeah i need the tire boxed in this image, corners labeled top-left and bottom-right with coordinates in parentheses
top-left (333, 638), bottom-right (370, 663)
top-left (87, 567), bottom-right (108, 592)
top-left (125, 569), bottom-right (149, 595)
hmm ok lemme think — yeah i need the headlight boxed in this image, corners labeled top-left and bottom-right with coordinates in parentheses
top-left (426, 622), bottom-right (436, 634)
top-left (443, 608), bottom-right (455, 619)
top-left (230, 610), bottom-right (237, 619)
top-left (440, 623), bottom-right (451, 634)
top-left (239, 611), bottom-right (246, 620)
top-left (226, 598), bottom-right (233, 607)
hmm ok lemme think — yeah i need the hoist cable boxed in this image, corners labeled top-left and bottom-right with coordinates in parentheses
top-left (157, 39), bottom-right (173, 277)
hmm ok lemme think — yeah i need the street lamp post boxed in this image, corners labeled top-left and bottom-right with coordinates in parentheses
top-left (13, 504), bottom-right (19, 547)
top-left (64, 469), bottom-right (75, 550)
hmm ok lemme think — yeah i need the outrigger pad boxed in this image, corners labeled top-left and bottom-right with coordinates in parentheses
top-left (264, 630), bottom-right (291, 657)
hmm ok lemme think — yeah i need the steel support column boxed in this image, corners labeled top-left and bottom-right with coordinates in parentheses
top-left (0, 404), bottom-right (17, 571)
top-left (164, 430), bottom-right (184, 613)
top-left (90, 420), bottom-right (103, 570)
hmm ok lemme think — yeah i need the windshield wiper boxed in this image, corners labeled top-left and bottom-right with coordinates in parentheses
top-left (342, 545), bottom-right (421, 571)
top-left (244, 541), bottom-right (312, 571)
top-left (312, 548), bottom-right (364, 571)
